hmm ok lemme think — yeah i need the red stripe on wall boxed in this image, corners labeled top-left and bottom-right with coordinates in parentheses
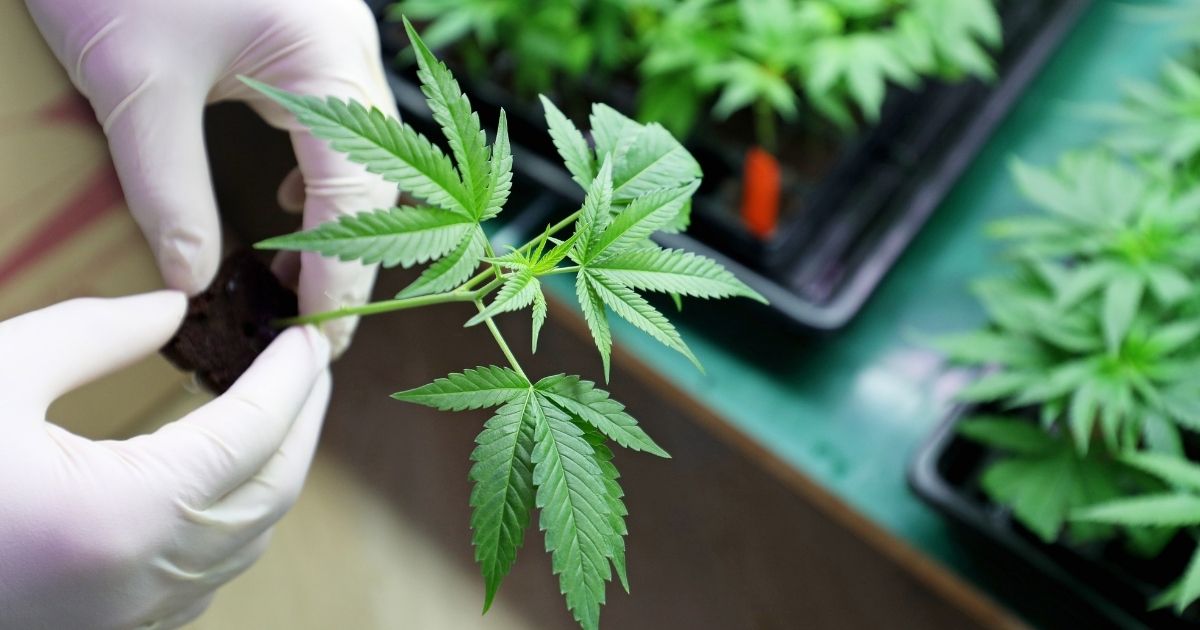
top-left (0, 163), bottom-right (123, 287)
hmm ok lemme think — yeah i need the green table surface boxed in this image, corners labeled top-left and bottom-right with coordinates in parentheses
top-left (538, 0), bottom-right (1193, 613)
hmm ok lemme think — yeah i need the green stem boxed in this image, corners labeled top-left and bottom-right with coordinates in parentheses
top-left (474, 298), bottom-right (526, 378)
top-left (276, 291), bottom-right (477, 327)
top-left (482, 240), bottom-right (504, 281)
top-left (474, 275), bottom-right (506, 297)
top-left (460, 209), bottom-right (583, 291)
top-left (546, 265), bottom-right (580, 275)
top-left (279, 208), bottom-right (583, 328)
top-left (277, 275), bottom-right (506, 327)
top-left (754, 97), bottom-right (777, 154)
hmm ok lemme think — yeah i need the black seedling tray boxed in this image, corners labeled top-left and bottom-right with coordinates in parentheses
top-left (371, 0), bottom-right (1089, 331)
top-left (909, 402), bottom-right (1200, 630)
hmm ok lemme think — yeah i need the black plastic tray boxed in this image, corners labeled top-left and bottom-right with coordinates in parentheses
top-left (910, 402), bottom-right (1199, 630)
top-left (371, 0), bottom-right (1089, 330)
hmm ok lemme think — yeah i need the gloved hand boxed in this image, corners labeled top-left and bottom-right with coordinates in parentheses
top-left (23, 0), bottom-right (400, 355)
top-left (0, 291), bottom-right (331, 629)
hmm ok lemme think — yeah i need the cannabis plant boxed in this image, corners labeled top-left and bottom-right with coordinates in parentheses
top-left (1102, 58), bottom-right (1200, 181)
top-left (939, 150), bottom-right (1200, 541)
top-left (391, 0), bottom-right (634, 95)
top-left (389, 0), bottom-right (1001, 143)
top-left (245, 19), bottom-right (764, 630)
top-left (636, 0), bottom-right (1002, 139)
top-left (1074, 453), bottom-right (1200, 612)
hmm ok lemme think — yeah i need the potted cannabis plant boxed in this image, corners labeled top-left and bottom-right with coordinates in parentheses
top-left (376, 0), bottom-right (1087, 329)
top-left (169, 20), bottom-right (764, 630)
top-left (911, 143), bottom-right (1200, 627)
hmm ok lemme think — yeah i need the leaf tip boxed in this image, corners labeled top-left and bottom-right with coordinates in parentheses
top-left (745, 288), bottom-right (770, 305)
top-left (400, 14), bottom-right (417, 36)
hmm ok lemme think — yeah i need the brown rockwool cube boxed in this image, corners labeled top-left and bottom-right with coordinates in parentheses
top-left (161, 250), bottom-right (298, 394)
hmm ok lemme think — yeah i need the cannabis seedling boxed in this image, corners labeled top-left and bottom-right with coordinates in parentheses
top-left (391, 0), bottom-right (632, 96)
top-left (635, 0), bottom-right (1002, 139)
top-left (392, 0), bottom-right (1002, 140)
top-left (1101, 58), bottom-right (1200, 182)
top-left (244, 19), bottom-right (764, 630)
top-left (1074, 453), bottom-right (1200, 612)
top-left (940, 150), bottom-right (1200, 541)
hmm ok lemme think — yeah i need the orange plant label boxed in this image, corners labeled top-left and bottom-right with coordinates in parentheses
top-left (740, 146), bottom-right (781, 239)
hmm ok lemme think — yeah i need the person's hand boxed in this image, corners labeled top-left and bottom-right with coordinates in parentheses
top-left (0, 291), bottom-right (331, 629)
top-left (23, 0), bottom-right (399, 355)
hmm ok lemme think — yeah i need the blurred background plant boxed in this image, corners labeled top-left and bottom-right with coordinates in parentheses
top-left (937, 47), bottom-right (1200, 614)
top-left (389, 0), bottom-right (1001, 148)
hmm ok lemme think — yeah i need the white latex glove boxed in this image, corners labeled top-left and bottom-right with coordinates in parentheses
top-left (0, 291), bottom-right (332, 629)
top-left (24, 0), bottom-right (400, 355)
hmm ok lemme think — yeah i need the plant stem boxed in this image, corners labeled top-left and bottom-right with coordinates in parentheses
top-left (279, 208), bottom-right (582, 328)
top-left (277, 275), bottom-right (506, 327)
top-left (276, 291), bottom-right (477, 326)
top-left (474, 275), bottom-right (506, 296)
top-left (460, 209), bottom-right (583, 291)
top-left (542, 209), bottom-right (585, 243)
top-left (546, 265), bottom-right (580, 275)
top-left (475, 298), bottom-right (527, 378)
top-left (482, 240), bottom-right (504, 281)
top-left (754, 97), bottom-right (777, 154)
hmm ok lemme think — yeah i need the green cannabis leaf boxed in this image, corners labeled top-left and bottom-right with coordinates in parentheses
top-left (1072, 454), bottom-right (1200, 613)
top-left (392, 0), bottom-right (633, 96)
top-left (1100, 59), bottom-right (1200, 178)
top-left (638, 0), bottom-right (1000, 135)
top-left (256, 206), bottom-right (473, 268)
top-left (958, 417), bottom-right (1127, 543)
top-left (394, 370), bottom-right (667, 629)
top-left (392, 0), bottom-right (1000, 142)
top-left (242, 77), bottom-right (474, 218)
top-left (248, 18), bottom-right (764, 630)
top-left (938, 53), bottom-right (1200, 622)
top-left (589, 247), bottom-right (767, 301)
top-left (941, 151), bottom-right (1200, 455)
top-left (535, 375), bottom-right (669, 457)
top-left (994, 153), bottom-right (1200, 299)
top-left (542, 102), bottom-right (760, 376)
top-left (941, 263), bottom-right (1200, 454)
top-left (468, 394), bottom-right (536, 613)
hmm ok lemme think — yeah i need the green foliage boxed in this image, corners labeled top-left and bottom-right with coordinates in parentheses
top-left (959, 418), bottom-right (1127, 543)
top-left (250, 20), bottom-right (763, 630)
top-left (1072, 456), bottom-right (1200, 613)
top-left (548, 103), bottom-right (760, 374)
top-left (390, 0), bottom-right (1001, 141)
top-left (394, 373), bottom-right (664, 629)
top-left (242, 78), bottom-right (474, 219)
top-left (941, 151), bottom-right (1200, 457)
top-left (942, 264), bottom-right (1200, 455)
top-left (940, 56), bottom-right (1200, 615)
top-left (467, 394), bottom-right (537, 612)
top-left (535, 375), bottom-right (668, 457)
top-left (256, 206), bottom-right (472, 268)
top-left (993, 153), bottom-right (1200, 297)
top-left (392, 0), bottom-right (633, 96)
top-left (1101, 59), bottom-right (1200, 179)
top-left (589, 247), bottom-right (768, 301)
top-left (388, 365), bottom-right (530, 410)
top-left (399, 226), bottom-right (490, 297)
top-left (643, 0), bottom-right (1001, 133)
